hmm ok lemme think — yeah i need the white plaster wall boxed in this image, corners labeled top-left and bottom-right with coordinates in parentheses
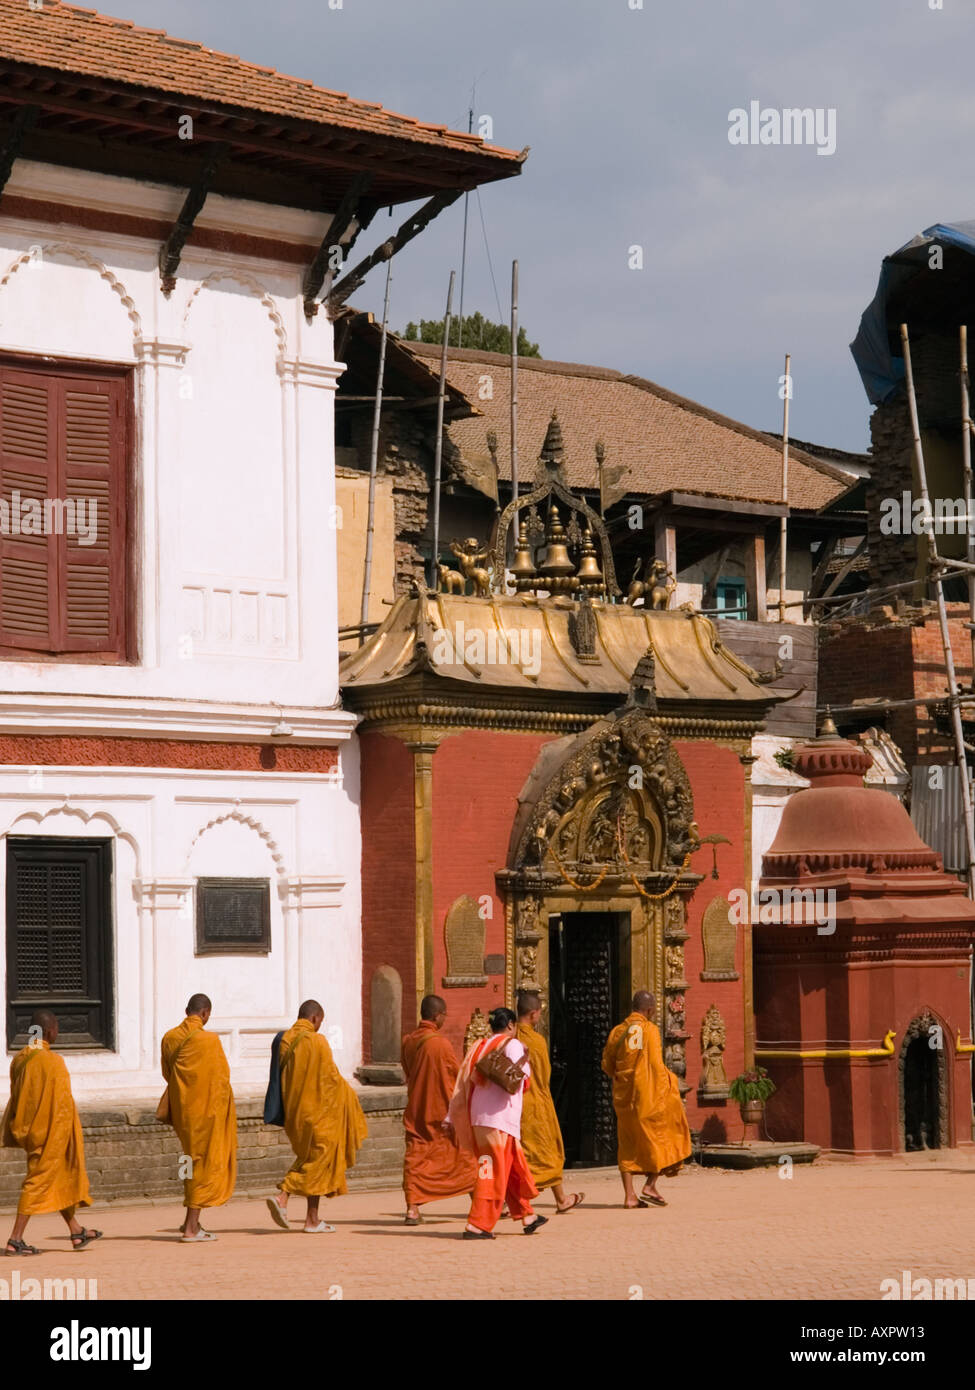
top-left (0, 162), bottom-right (364, 1092)
top-left (0, 752), bottom-right (362, 1100)
top-left (0, 161), bottom-right (344, 712)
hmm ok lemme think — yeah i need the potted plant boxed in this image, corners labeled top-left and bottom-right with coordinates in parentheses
top-left (729, 1067), bottom-right (776, 1133)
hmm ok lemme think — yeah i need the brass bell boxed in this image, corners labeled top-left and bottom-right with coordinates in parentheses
top-left (510, 516), bottom-right (538, 591)
top-left (538, 504), bottom-right (575, 590)
top-left (575, 521), bottom-right (605, 595)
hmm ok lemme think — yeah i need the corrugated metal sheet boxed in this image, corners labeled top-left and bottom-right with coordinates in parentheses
top-left (911, 765), bottom-right (973, 873)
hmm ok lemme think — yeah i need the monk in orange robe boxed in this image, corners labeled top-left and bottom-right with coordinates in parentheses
top-left (516, 991), bottom-right (584, 1214)
top-left (267, 999), bottom-right (367, 1233)
top-left (602, 990), bottom-right (691, 1208)
top-left (2, 1009), bottom-right (100, 1255)
top-left (160, 992), bottom-right (237, 1242)
top-left (402, 995), bottom-right (476, 1224)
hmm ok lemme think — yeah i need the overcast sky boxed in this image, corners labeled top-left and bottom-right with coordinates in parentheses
top-left (115, 0), bottom-right (973, 452)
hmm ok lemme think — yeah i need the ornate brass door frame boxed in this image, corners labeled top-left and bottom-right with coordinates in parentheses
top-left (502, 881), bottom-right (696, 1092)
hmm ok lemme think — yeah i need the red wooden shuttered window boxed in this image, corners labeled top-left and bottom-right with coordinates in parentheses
top-left (0, 362), bottom-right (127, 657)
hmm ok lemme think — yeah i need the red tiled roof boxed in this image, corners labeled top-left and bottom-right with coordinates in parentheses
top-left (406, 342), bottom-right (853, 511)
top-left (0, 0), bottom-right (525, 167)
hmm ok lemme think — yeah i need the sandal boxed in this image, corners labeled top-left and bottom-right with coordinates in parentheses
top-left (637, 1191), bottom-right (667, 1207)
top-left (556, 1192), bottom-right (585, 1214)
top-left (303, 1222), bottom-right (335, 1234)
top-left (70, 1228), bottom-right (103, 1250)
top-left (180, 1229), bottom-right (217, 1242)
top-left (404, 1214), bottom-right (421, 1226)
top-left (266, 1198), bottom-right (290, 1231)
top-left (4, 1238), bottom-right (42, 1256)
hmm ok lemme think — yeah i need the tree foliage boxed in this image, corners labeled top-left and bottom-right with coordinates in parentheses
top-left (401, 311), bottom-right (541, 357)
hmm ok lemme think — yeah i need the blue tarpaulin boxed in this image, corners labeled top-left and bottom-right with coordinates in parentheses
top-left (850, 220), bottom-right (975, 406)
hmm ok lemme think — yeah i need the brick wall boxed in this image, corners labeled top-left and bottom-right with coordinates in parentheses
top-left (819, 608), bottom-right (974, 763)
top-left (431, 729), bottom-right (551, 1057)
top-left (359, 731), bottom-right (416, 1062)
top-left (0, 1091), bottom-right (406, 1211)
top-left (677, 740), bottom-right (747, 1138)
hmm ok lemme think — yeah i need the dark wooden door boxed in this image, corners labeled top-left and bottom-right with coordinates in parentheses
top-left (6, 836), bottom-right (114, 1049)
top-left (549, 911), bottom-right (627, 1166)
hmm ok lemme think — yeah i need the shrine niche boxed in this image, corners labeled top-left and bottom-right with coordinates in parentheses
top-left (700, 895), bottom-right (739, 981)
top-left (443, 895), bottom-right (487, 987)
top-left (899, 1011), bottom-right (949, 1152)
top-left (699, 1003), bottom-right (730, 1099)
top-left (498, 660), bottom-right (703, 1118)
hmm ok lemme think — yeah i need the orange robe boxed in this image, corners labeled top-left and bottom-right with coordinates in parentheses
top-left (516, 1022), bottom-right (565, 1189)
top-left (1, 1042), bottom-right (91, 1216)
top-left (401, 1022), bottom-right (476, 1205)
top-left (161, 1014), bottom-right (237, 1210)
top-left (278, 1018), bottom-right (367, 1198)
top-left (602, 1013), bottom-right (691, 1175)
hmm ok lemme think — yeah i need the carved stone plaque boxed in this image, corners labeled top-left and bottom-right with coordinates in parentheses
top-left (443, 895), bottom-right (488, 987)
top-left (700, 894), bottom-right (739, 981)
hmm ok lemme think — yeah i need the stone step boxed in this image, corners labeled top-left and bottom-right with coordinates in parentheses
top-left (1, 1094), bottom-right (409, 1211)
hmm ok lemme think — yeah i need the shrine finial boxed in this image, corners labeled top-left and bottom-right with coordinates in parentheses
top-left (539, 410), bottom-right (565, 469)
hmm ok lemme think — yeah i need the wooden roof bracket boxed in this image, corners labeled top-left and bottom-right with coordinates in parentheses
top-left (0, 104), bottom-right (39, 202)
top-left (303, 171), bottom-right (375, 318)
top-left (158, 142), bottom-right (227, 295)
top-left (326, 186), bottom-right (464, 316)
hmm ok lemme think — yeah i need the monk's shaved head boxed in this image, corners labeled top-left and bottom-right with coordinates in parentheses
top-left (632, 990), bottom-right (655, 1016)
top-left (30, 1008), bottom-right (58, 1042)
top-left (420, 995), bottom-right (446, 1021)
top-left (186, 993), bottom-right (212, 1017)
top-left (298, 999), bottom-right (324, 1021)
top-left (517, 991), bottom-right (541, 1018)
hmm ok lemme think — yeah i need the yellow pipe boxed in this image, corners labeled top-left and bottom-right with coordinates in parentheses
top-left (956, 1032), bottom-right (975, 1055)
top-left (755, 1029), bottom-right (896, 1060)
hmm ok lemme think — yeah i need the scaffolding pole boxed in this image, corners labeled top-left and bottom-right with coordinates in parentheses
top-left (779, 352), bottom-right (791, 622)
top-left (360, 259), bottom-right (392, 636)
top-left (902, 321), bottom-right (975, 896)
top-left (962, 326), bottom-right (975, 674)
top-left (429, 269), bottom-right (455, 591)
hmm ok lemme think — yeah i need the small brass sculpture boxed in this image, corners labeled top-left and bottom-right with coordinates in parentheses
top-left (628, 557), bottom-right (677, 609)
top-left (437, 562), bottom-right (466, 595)
top-left (449, 537), bottom-right (495, 598)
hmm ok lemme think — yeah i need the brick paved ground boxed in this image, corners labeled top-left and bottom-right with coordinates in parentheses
top-left (5, 1150), bottom-right (975, 1301)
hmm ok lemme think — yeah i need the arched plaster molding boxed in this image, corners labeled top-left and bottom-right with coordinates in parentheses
top-left (3, 802), bottom-right (142, 877)
top-left (181, 269), bottom-right (288, 362)
top-left (185, 807), bottom-right (288, 878)
top-left (0, 242), bottom-right (143, 347)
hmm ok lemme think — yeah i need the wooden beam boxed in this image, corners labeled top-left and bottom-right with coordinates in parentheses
top-left (816, 536), bottom-right (868, 603)
top-left (744, 532), bottom-right (767, 621)
top-left (665, 490), bottom-right (788, 518)
top-left (302, 171), bottom-right (373, 317)
top-left (653, 514), bottom-right (677, 577)
top-left (0, 104), bottom-right (38, 200)
top-left (0, 80), bottom-right (480, 191)
top-left (808, 531), bottom-right (841, 600)
top-left (327, 188), bottom-right (464, 311)
top-left (158, 144), bottom-right (226, 295)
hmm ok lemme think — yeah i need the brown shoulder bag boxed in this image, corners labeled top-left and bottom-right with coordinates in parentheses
top-left (475, 1041), bottom-right (526, 1095)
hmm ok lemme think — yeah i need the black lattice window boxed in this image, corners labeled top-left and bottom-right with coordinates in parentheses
top-left (195, 878), bottom-right (271, 956)
top-left (6, 837), bottom-right (114, 1049)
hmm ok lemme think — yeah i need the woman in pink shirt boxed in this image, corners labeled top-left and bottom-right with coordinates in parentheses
top-left (445, 1007), bottom-right (546, 1239)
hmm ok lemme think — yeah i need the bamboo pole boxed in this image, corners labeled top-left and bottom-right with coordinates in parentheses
top-left (901, 321), bottom-right (975, 896)
top-left (778, 352), bottom-right (790, 622)
top-left (962, 326), bottom-right (975, 673)
top-left (359, 259), bottom-right (392, 636)
top-left (510, 259), bottom-right (519, 503)
top-left (429, 270), bottom-right (455, 590)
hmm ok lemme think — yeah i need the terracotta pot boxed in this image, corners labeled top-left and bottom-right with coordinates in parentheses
top-left (739, 1099), bottom-right (764, 1127)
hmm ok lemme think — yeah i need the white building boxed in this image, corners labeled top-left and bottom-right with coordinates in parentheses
top-left (0, 0), bottom-right (523, 1099)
